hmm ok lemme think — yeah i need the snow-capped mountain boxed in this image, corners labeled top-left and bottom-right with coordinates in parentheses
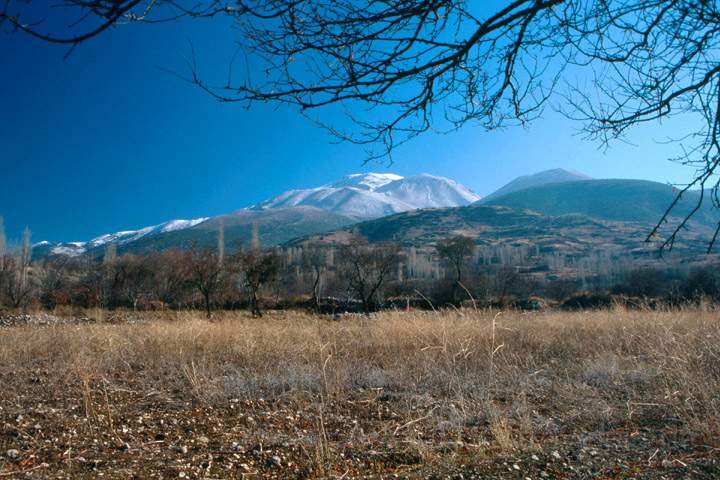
top-left (258, 172), bottom-right (481, 219)
top-left (35, 172), bottom-right (479, 257)
top-left (376, 174), bottom-right (480, 209)
top-left (39, 217), bottom-right (208, 257)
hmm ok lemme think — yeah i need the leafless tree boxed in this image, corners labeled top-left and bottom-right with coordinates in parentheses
top-left (494, 265), bottom-right (532, 305)
top-left (37, 257), bottom-right (71, 309)
top-left (0, 229), bottom-right (34, 309)
top-left (148, 249), bottom-right (192, 308)
top-left (1, 257), bottom-right (32, 308)
top-left (187, 245), bottom-right (225, 318)
top-left (6, 1), bottom-right (720, 249)
top-left (436, 234), bottom-right (476, 304)
top-left (115, 254), bottom-right (154, 310)
top-left (301, 243), bottom-right (327, 312)
top-left (338, 235), bottom-right (400, 314)
top-left (436, 235), bottom-right (475, 283)
top-left (233, 247), bottom-right (281, 317)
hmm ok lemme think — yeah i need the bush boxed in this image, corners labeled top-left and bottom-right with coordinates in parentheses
top-left (560, 292), bottom-right (613, 310)
top-left (682, 266), bottom-right (720, 301)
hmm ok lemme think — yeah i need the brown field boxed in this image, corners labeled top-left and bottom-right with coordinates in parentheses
top-left (0, 308), bottom-right (718, 479)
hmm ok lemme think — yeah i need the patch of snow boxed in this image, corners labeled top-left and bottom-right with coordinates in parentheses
top-left (329, 173), bottom-right (404, 190)
top-left (51, 245), bottom-right (87, 257)
top-left (46, 217), bottom-right (208, 257)
top-left (159, 218), bottom-right (208, 233)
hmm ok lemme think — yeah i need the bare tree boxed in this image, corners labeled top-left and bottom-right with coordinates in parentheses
top-left (148, 249), bottom-right (192, 309)
top-left (436, 235), bottom-right (475, 284)
top-left (0, 228), bottom-right (34, 309)
top-left (187, 245), bottom-right (225, 318)
top-left (233, 247), bottom-right (281, 317)
top-left (494, 265), bottom-right (532, 305)
top-left (37, 257), bottom-right (71, 309)
top-left (338, 235), bottom-right (400, 314)
top-left (115, 254), bottom-right (154, 310)
top-left (301, 243), bottom-right (327, 312)
top-left (7, 1), bottom-right (720, 248)
top-left (436, 235), bottom-right (476, 304)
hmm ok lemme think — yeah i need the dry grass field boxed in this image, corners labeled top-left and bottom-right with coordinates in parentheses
top-left (0, 307), bottom-right (718, 478)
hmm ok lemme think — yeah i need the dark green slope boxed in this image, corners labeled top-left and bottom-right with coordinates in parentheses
top-left (481, 179), bottom-right (718, 228)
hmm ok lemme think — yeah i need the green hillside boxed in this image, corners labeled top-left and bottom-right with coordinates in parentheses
top-left (482, 179), bottom-right (718, 228)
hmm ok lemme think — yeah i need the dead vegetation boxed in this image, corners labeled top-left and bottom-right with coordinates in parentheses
top-left (0, 307), bottom-right (718, 478)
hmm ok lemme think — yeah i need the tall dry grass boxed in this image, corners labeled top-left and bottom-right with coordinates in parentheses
top-left (1, 307), bottom-right (718, 446)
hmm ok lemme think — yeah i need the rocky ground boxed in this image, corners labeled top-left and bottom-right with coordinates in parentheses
top-left (0, 310), bottom-right (718, 478)
top-left (2, 377), bottom-right (717, 479)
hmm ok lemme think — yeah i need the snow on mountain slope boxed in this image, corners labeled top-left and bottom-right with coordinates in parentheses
top-left (38, 172), bottom-right (479, 257)
top-left (376, 174), bottom-right (480, 208)
top-left (44, 217), bottom-right (209, 257)
top-left (259, 172), bottom-right (480, 219)
top-left (329, 172), bottom-right (403, 190)
top-left (86, 218), bottom-right (209, 248)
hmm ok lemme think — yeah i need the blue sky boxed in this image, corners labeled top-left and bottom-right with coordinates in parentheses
top-left (0, 10), bottom-right (697, 243)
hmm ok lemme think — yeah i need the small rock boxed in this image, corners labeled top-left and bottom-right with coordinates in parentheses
top-left (6, 449), bottom-right (19, 460)
top-left (176, 446), bottom-right (188, 454)
top-left (531, 454), bottom-right (540, 461)
top-left (551, 450), bottom-right (562, 460)
top-left (268, 455), bottom-right (282, 467)
top-left (513, 464), bottom-right (520, 470)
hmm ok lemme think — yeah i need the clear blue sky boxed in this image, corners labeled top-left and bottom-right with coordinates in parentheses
top-left (0, 11), bottom-right (695, 243)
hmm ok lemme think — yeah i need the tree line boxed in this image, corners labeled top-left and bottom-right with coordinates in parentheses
top-left (2, 222), bottom-right (719, 315)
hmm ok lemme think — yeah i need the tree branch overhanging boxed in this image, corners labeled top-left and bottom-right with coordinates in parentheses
top-left (5, 0), bottom-right (720, 252)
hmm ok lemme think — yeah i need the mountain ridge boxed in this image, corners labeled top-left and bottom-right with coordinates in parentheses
top-left (33, 169), bottom-right (719, 258)
top-left (34, 172), bottom-right (481, 256)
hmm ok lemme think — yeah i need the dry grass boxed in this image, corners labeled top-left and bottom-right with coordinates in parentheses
top-left (0, 307), bottom-right (719, 478)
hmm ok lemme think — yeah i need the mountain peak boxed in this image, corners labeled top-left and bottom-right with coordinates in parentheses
top-left (260, 172), bottom-right (479, 219)
top-left (483, 168), bottom-right (592, 201)
top-left (329, 172), bottom-right (404, 190)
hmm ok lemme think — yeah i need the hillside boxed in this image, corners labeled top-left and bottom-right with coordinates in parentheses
top-left (483, 168), bottom-right (591, 201)
top-left (482, 179), bottom-right (718, 229)
top-left (294, 204), bottom-right (713, 257)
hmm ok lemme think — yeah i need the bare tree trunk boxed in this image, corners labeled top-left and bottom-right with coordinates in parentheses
top-left (203, 291), bottom-right (212, 319)
top-left (250, 290), bottom-right (262, 317)
top-left (311, 268), bottom-right (321, 313)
